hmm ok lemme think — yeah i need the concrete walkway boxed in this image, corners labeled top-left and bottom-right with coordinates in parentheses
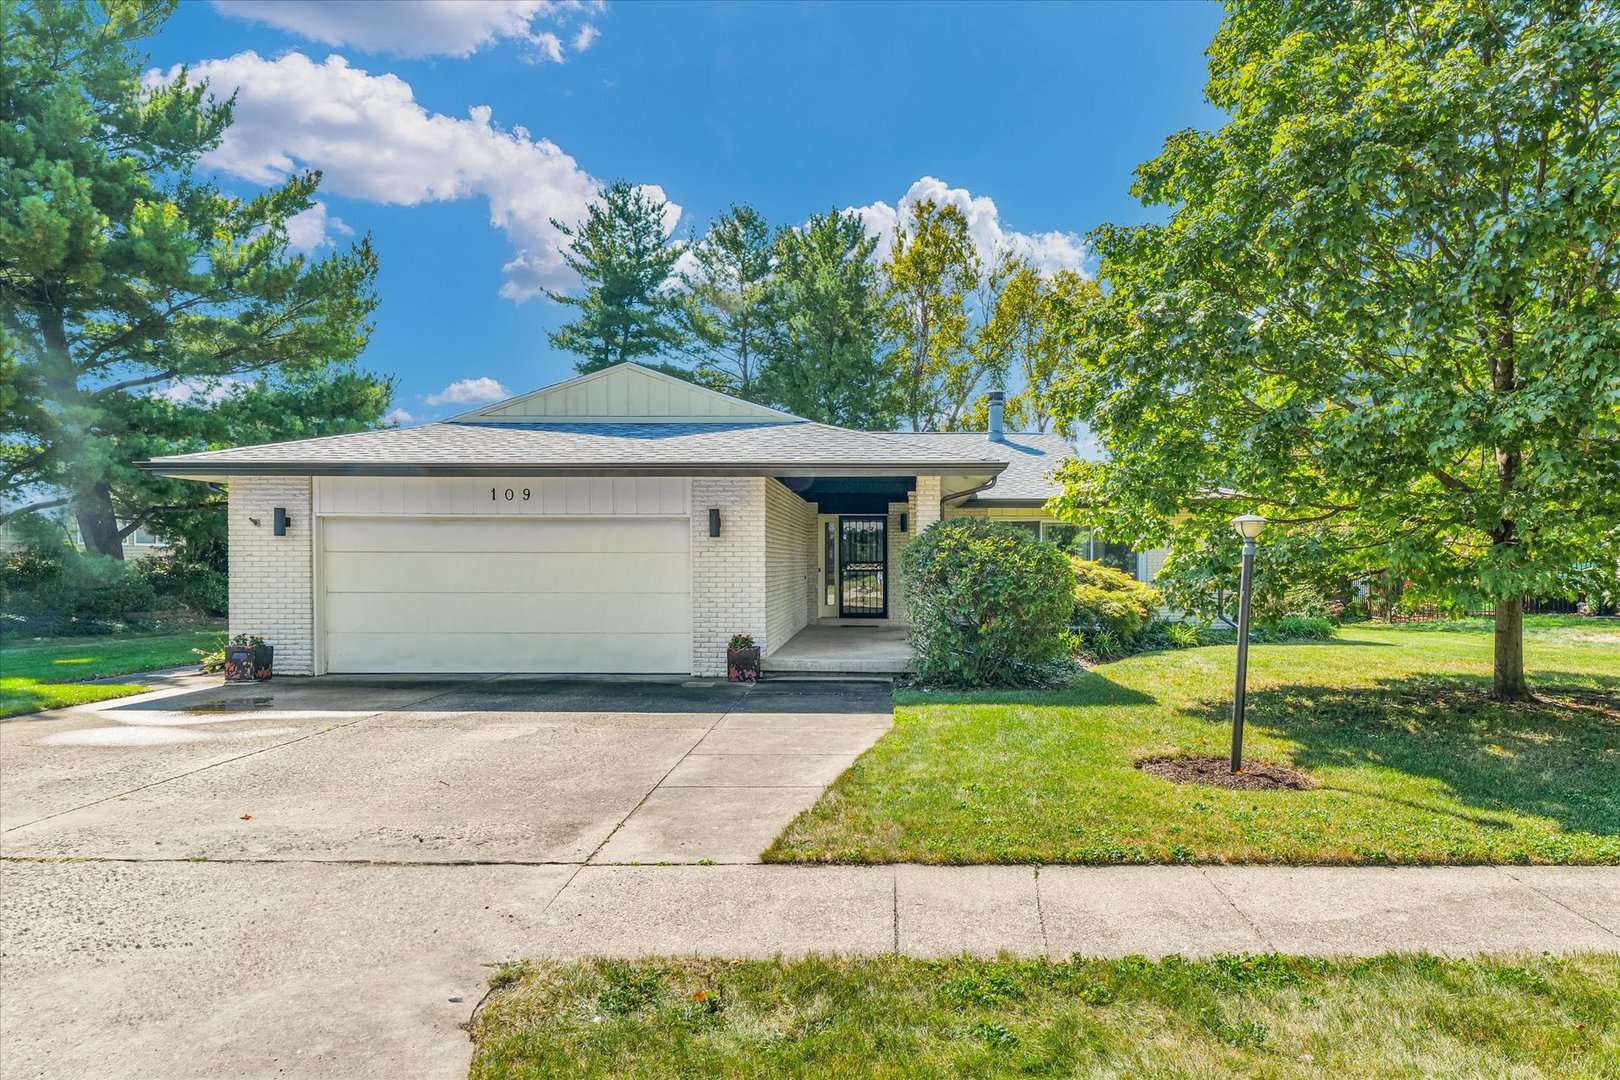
top-left (2, 859), bottom-right (1616, 1079)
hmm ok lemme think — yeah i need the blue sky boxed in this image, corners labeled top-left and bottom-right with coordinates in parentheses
top-left (151, 1), bottom-right (1226, 423)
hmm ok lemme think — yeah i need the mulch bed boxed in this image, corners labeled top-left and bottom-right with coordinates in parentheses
top-left (1138, 756), bottom-right (1319, 791)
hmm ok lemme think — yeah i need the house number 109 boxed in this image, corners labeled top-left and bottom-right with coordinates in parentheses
top-left (491, 487), bottom-right (532, 501)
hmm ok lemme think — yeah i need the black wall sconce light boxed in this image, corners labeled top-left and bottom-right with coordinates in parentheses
top-left (708, 508), bottom-right (722, 537)
top-left (273, 507), bottom-right (292, 536)
top-left (899, 512), bottom-right (908, 533)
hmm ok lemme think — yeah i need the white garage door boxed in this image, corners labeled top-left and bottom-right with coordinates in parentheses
top-left (321, 517), bottom-right (690, 673)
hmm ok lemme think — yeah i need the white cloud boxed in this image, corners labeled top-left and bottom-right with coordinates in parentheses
top-left (849, 177), bottom-right (1091, 277)
top-left (530, 31), bottom-right (564, 64)
top-left (573, 23), bottom-right (600, 52)
top-left (284, 200), bottom-right (353, 252)
top-left (152, 377), bottom-right (254, 405)
top-left (152, 52), bottom-right (675, 298)
top-left (425, 377), bottom-right (511, 405)
top-left (383, 407), bottom-right (416, 424)
top-left (210, 0), bottom-right (606, 61)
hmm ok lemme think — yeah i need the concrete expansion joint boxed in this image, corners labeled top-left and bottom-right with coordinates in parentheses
top-left (1033, 865), bottom-right (1050, 956)
top-left (581, 681), bottom-right (754, 865)
top-left (0, 677), bottom-right (486, 836)
top-left (891, 867), bottom-right (900, 953)
top-left (1499, 865), bottom-right (1620, 940)
top-left (1199, 867), bottom-right (1274, 951)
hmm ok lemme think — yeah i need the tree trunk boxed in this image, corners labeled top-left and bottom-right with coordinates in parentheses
top-left (1493, 595), bottom-right (1529, 701)
top-left (1486, 294), bottom-right (1527, 702)
top-left (74, 482), bottom-right (125, 560)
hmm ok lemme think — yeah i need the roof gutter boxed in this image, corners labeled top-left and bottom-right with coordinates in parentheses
top-left (943, 473), bottom-right (999, 514)
top-left (138, 460), bottom-right (1010, 481)
top-left (957, 496), bottom-right (1048, 509)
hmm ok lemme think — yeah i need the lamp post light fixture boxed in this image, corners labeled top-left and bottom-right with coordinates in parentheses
top-left (1229, 515), bottom-right (1267, 773)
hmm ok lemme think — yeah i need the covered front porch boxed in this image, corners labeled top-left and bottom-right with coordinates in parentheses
top-left (752, 470), bottom-right (989, 677)
top-left (762, 622), bottom-right (913, 675)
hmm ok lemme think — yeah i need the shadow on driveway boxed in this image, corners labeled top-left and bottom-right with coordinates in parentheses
top-left (92, 674), bottom-right (894, 719)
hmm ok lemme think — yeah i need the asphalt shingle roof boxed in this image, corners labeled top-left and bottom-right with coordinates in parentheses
top-left (146, 420), bottom-right (1010, 476)
top-left (881, 431), bottom-right (1074, 504)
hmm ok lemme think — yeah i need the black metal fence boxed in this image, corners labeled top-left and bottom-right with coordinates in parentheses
top-left (1364, 596), bottom-right (1584, 622)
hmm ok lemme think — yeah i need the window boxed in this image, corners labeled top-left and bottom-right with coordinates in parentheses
top-left (1094, 539), bottom-right (1138, 578)
top-left (1001, 520), bottom-right (1042, 537)
top-left (130, 528), bottom-right (159, 546)
top-left (1041, 522), bottom-right (1091, 556)
top-left (823, 520), bottom-right (837, 606)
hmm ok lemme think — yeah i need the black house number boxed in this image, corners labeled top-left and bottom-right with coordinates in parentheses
top-left (491, 487), bottom-right (532, 502)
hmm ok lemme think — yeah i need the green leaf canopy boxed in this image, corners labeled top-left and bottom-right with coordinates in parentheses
top-left (1053, 0), bottom-right (1620, 694)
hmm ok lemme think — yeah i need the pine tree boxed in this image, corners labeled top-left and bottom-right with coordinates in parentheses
top-left (1, 0), bottom-right (389, 557)
top-left (547, 181), bottom-right (689, 374)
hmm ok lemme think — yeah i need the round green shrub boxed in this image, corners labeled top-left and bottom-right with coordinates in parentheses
top-left (1070, 558), bottom-right (1162, 644)
top-left (901, 518), bottom-right (1075, 687)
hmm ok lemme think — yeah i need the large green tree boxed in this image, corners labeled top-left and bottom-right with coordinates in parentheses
top-left (680, 203), bottom-right (774, 398)
top-left (1, 0), bottom-right (389, 558)
top-left (1052, 0), bottom-right (1620, 698)
top-left (547, 180), bottom-right (689, 375)
top-left (757, 210), bottom-right (898, 429)
top-left (882, 200), bottom-right (986, 431)
top-left (969, 261), bottom-right (1096, 436)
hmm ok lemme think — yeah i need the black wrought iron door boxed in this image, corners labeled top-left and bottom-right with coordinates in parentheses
top-left (838, 516), bottom-right (887, 618)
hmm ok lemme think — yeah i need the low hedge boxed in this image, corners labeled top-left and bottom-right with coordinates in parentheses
top-left (1, 528), bottom-right (226, 634)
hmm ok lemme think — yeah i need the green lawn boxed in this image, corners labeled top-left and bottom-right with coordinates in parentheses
top-left (766, 617), bottom-right (1620, 865)
top-left (0, 626), bottom-right (223, 718)
top-left (468, 953), bottom-right (1620, 1079)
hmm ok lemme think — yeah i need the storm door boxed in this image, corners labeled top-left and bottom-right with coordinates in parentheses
top-left (837, 516), bottom-right (887, 618)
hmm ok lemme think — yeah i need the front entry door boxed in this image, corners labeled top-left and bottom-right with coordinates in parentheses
top-left (838, 515), bottom-right (888, 618)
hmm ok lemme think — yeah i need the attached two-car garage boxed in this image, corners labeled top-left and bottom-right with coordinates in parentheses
top-left (321, 515), bottom-right (692, 674)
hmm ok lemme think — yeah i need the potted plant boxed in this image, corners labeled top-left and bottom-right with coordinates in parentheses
top-left (726, 633), bottom-right (760, 683)
top-left (222, 633), bottom-right (274, 682)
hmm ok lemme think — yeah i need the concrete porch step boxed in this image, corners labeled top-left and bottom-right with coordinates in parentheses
top-left (762, 656), bottom-right (913, 674)
top-left (763, 624), bottom-right (914, 674)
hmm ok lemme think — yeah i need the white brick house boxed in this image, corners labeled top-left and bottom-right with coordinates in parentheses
top-left (146, 364), bottom-right (1163, 677)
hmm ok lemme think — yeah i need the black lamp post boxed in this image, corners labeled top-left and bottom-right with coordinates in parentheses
top-left (1229, 514), bottom-right (1267, 773)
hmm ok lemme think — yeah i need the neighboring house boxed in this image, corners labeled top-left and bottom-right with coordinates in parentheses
top-left (117, 525), bottom-right (171, 561)
top-left (0, 513), bottom-right (170, 561)
top-left (144, 363), bottom-right (1161, 677)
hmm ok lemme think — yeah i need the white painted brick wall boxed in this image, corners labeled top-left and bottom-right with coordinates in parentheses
top-left (690, 477), bottom-right (767, 676)
top-left (228, 476), bottom-right (316, 675)
top-left (888, 497), bottom-right (913, 625)
top-left (763, 479), bottom-right (815, 656)
top-left (914, 475), bottom-right (943, 531)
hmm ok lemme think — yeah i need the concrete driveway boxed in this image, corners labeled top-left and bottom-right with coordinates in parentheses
top-left (0, 674), bottom-right (890, 1080)
top-left (0, 674), bottom-right (892, 865)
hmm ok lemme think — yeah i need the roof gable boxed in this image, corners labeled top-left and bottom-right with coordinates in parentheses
top-left (451, 363), bottom-right (802, 425)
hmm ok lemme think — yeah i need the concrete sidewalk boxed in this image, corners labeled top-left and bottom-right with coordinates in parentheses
top-left (533, 863), bottom-right (1619, 958)
top-left (2, 859), bottom-right (1616, 1080)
